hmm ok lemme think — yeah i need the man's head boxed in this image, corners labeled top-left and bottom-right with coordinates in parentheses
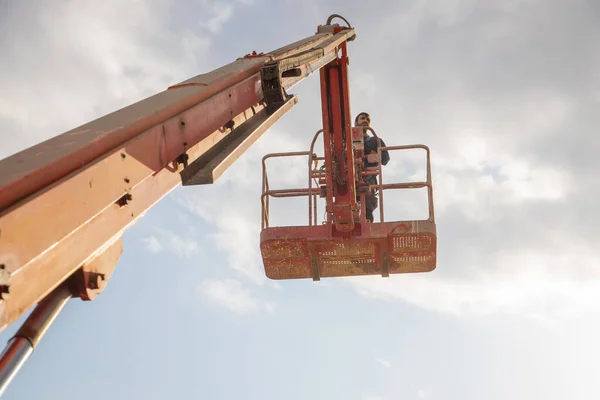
top-left (354, 112), bottom-right (370, 128)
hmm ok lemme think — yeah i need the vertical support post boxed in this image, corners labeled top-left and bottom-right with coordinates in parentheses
top-left (338, 39), bottom-right (357, 210)
top-left (319, 66), bottom-right (335, 225)
top-left (318, 28), bottom-right (356, 234)
top-left (0, 283), bottom-right (72, 397)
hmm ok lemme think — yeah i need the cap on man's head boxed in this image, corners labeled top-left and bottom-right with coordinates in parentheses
top-left (355, 112), bottom-right (370, 124)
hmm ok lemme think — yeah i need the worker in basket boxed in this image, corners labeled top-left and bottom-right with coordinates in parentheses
top-left (355, 112), bottom-right (390, 222)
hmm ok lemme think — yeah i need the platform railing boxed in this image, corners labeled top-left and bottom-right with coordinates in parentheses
top-left (260, 130), bottom-right (434, 230)
top-left (261, 151), bottom-right (319, 230)
top-left (372, 143), bottom-right (435, 224)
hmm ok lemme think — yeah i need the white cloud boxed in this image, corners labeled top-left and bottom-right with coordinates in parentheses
top-left (168, 1), bottom-right (599, 331)
top-left (430, 154), bottom-right (573, 220)
top-left (2, 1), bottom-right (598, 399)
top-left (141, 236), bottom-right (164, 253)
top-left (2, 1), bottom-right (197, 127)
top-left (197, 0), bottom-right (254, 34)
top-left (347, 241), bottom-right (600, 321)
top-left (200, 278), bottom-right (275, 314)
top-left (141, 228), bottom-right (200, 259)
top-left (203, 2), bottom-right (234, 34)
top-left (178, 191), bottom-right (266, 283)
top-left (0, 0), bottom-right (250, 158)
top-left (175, 128), bottom-right (310, 284)
top-left (375, 357), bottom-right (392, 369)
top-left (175, 71), bottom-right (588, 324)
top-left (169, 234), bottom-right (200, 259)
top-left (5, 0), bottom-right (591, 328)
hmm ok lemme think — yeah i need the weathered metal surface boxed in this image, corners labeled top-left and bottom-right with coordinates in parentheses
top-left (0, 102), bottom-right (267, 331)
top-left (261, 28), bottom-right (354, 113)
top-left (73, 236), bottom-right (123, 301)
top-left (0, 22), bottom-right (355, 333)
top-left (0, 58), bottom-right (267, 212)
top-left (260, 221), bottom-right (437, 280)
top-left (317, 28), bottom-right (357, 234)
top-left (0, 87), bottom-right (264, 329)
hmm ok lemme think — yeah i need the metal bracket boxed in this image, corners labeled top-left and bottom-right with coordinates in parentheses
top-left (261, 49), bottom-right (324, 113)
top-left (180, 96), bottom-right (299, 185)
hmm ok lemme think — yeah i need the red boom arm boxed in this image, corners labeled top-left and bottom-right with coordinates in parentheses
top-left (0, 17), bottom-right (356, 395)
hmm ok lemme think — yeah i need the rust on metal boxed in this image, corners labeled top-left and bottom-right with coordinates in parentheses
top-left (72, 237), bottom-right (123, 301)
top-left (261, 221), bottom-right (436, 280)
top-left (243, 51), bottom-right (266, 59)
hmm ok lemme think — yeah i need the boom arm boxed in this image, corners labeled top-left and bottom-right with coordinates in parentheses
top-left (0, 17), bottom-right (356, 395)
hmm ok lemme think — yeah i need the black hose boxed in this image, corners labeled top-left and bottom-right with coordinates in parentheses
top-left (326, 14), bottom-right (352, 27)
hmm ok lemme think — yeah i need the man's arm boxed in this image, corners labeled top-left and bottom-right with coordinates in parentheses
top-left (365, 136), bottom-right (390, 166)
top-left (379, 138), bottom-right (390, 165)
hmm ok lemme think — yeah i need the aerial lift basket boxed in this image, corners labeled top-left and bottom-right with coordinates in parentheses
top-left (259, 130), bottom-right (437, 281)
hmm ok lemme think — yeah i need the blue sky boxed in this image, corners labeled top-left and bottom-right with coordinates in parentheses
top-left (1, 0), bottom-right (600, 399)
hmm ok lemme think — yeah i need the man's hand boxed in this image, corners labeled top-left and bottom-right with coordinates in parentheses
top-left (367, 153), bottom-right (379, 164)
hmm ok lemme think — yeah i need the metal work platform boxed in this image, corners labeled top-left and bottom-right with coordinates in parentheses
top-left (260, 131), bottom-right (437, 281)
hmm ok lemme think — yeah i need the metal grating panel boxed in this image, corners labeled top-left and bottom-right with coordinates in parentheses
top-left (261, 225), bottom-right (437, 279)
top-left (391, 234), bottom-right (434, 252)
top-left (264, 259), bottom-right (312, 279)
top-left (319, 240), bottom-right (379, 276)
top-left (319, 260), bottom-right (379, 277)
top-left (261, 239), bottom-right (307, 259)
top-left (320, 241), bottom-right (376, 257)
top-left (388, 232), bottom-right (436, 273)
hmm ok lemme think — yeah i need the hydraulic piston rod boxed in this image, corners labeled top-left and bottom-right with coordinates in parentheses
top-left (0, 284), bottom-right (72, 397)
